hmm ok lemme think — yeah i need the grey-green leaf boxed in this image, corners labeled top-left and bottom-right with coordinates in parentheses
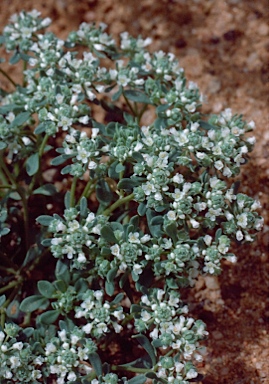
top-left (38, 280), bottom-right (56, 298)
top-left (36, 215), bottom-right (54, 226)
top-left (124, 89), bottom-right (152, 104)
top-left (132, 334), bottom-right (156, 367)
top-left (33, 184), bottom-right (57, 196)
top-left (20, 295), bottom-right (49, 313)
top-left (26, 153), bottom-right (39, 176)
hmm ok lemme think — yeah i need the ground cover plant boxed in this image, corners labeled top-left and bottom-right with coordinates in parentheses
top-left (0, 10), bottom-right (264, 384)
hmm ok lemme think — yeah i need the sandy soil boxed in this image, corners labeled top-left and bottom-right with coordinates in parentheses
top-left (0, 1), bottom-right (268, 383)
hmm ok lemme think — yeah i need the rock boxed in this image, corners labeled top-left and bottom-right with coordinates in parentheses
top-left (204, 276), bottom-right (220, 290)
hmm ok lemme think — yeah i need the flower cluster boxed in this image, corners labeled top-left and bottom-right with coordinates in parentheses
top-left (75, 289), bottom-right (125, 337)
top-left (47, 207), bottom-right (103, 269)
top-left (0, 324), bottom-right (42, 382)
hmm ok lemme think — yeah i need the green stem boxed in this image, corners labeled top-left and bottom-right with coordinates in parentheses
top-left (17, 187), bottom-right (30, 249)
top-left (22, 60), bottom-right (27, 87)
top-left (0, 266), bottom-right (17, 275)
top-left (102, 193), bottom-right (134, 216)
top-left (70, 176), bottom-right (78, 207)
top-left (38, 133), bottom-right (49, 157)
top-left (123, 92), bottom-right (136, 116)
top-left (0, 277), bottom-right (23, 295)
top-left (111, 364), bottom-right (149, 374)
top-left (0, 157), bottom-right (16, 187)
top-left (0, 67), bottom-right (17, 87)
top-left (78, 178), bottom-right (97, 203)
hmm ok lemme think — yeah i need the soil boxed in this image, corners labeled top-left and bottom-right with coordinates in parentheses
top-left (0, 1), bottom-right (268, 383)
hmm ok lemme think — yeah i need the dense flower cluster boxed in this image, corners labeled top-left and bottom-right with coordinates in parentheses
top-left (0, 10), bottom-right (263, 384)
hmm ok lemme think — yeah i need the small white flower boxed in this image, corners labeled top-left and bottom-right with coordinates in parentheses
top-left (204, 235), bottom-right (212, 246)
top-left (78, 115), bottom-right (89, 125)
top-left (128, 232), bottom-right (140, 244)
top-left (236, 213), bottom-right (248, 228)
top-left (214, 160), bottom-right (224, 170)
top-left (82, 323), bottom-right (93, 334)
top-left (12, 341), bottom-right (23, 350)
top-left (140, 234), bottom-right (151, 243)
top-left (186, 369), bottom-right (198, 379)
top-left (110, 244), bottom-right (121, 257)
top-left (190, 218), bottom-right (199, 228)
top-left (45, 343), bottom-right (57, 355)
top-left (236, 230), bottom-right (244, 241)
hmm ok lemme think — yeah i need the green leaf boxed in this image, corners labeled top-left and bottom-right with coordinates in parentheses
top-left (55, 260), bottom-right (70, 285)
top-left (127, 375), bottom-right (147, 384)
top-left (36, 215), bottom-right (54, 226)
top-left (132, 151), bottom-right (144, 162)
top-left (9, 51), bottom-right (21, 65)
top-left (38, 280), bottom-right (56, 298)
top-left (22, 245), bottom-right (39, 267)
top-left (0, 142), bottom-right (7, 150)
top-left (198, 120), bottom-right (218, 130)
top-left (0, 295), bottom-right (6, 307)
top-left (150, 216), bottom-right (163, 226)
top-left (41, 239), bottom-right (52, 247)
top-left (105, 281), bottom-right (115, 296)
top-left (124, 89), bottom-right (152, 104)
top-left (9, 191), bottom-right (21, 200)
top-left (38, 309), bottom-right (60, 324)
top-left (118, 178), bottom-right (140, 190)
top-left (96, 179), bottom-right (113, 204)
top-left (33, 184), bottom-right (57, 196)
top-left (51, 155), bottom-right (69, 166)
top-left (110, 293), bottom-right (124, 306)
top-left (88, 352), bottom-right (103, 376)
top-left (138, 203), bottom-right (147, 216)
top-left (215, 228), bottom-right (222, 242)
top-left (54, 280), bottom-right (67, 293)
top-left (6, 300), bottom-right (20, 319)
top-left (34, 122), bottom-right (46, 134)
top-left (79, 196), bottom-right (88, 217)
top-left (111, 86), bottom-right (122, 101)
top-left (100, 224), bottom-right (117, 243)
top-left (64, 191), bottom-right (71, 209)
top-left (61, 165), bottom-right (72, 175)
top-left (107, 266), bottom-right (118, 283)
top-left (115, 162), bottom-right (125, 173)
top-left (164, 222), bottom-right (178, 244)
top-left (10, 111), bottom-right (31, 127)
top-left (132, 334), bottom-right (156, 367)
top-left (26, 153), bottom-right (39, 176)
top-left (20, 295), bottom-right (49, 313)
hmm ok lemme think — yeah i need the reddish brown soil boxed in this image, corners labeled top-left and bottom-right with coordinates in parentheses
top-left (1, 1), bottom-right (268, 383)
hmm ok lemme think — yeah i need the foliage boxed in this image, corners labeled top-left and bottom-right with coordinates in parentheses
top-left (0, 10), bottom-right (263, 383)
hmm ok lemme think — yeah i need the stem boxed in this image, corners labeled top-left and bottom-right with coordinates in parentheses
top-left (111, 364), bottom-right (149, 374)
top-left (0, 157), bottom-right (16, 187)
top-left (0, 266), bottom-right (17, 275)
top-left (78, 178), bottom-right (97, 203)
top-left (70, 176), bottom-right (78, 207)
top-left (0, 67), bottom-right (17, 87)
top-left (22, 60), bottom-right (27, 87)
top-left (123, 92), bottom-right (136, 116)
top-left (38, 133), bottom-right (49, 157)
top-left (0, 277), bottom-right (23, 295)
top-left (17, 187), bottom-right (30, 250)
top-left (102, 193), bottom-right (134, 216)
